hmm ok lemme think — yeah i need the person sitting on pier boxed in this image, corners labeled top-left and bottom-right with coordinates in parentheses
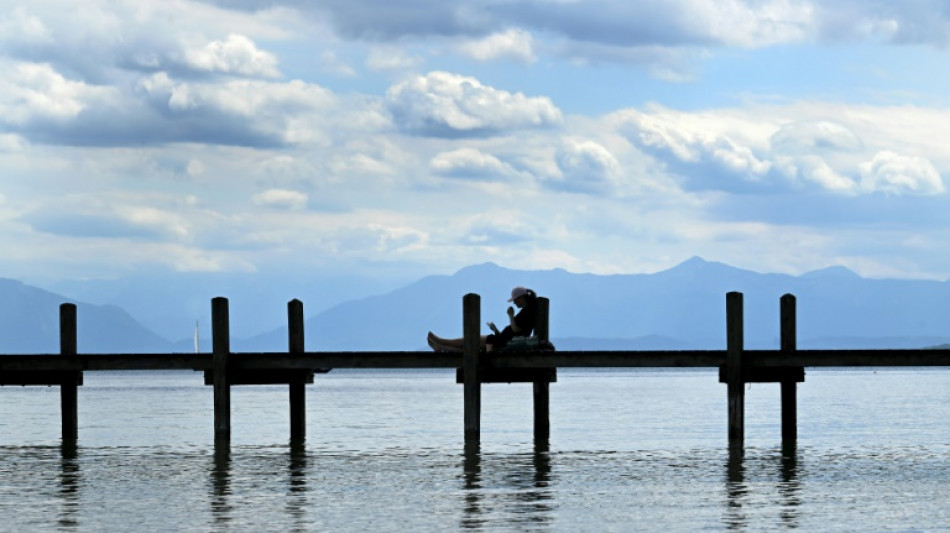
top-left (428, 286), bottom-right (539, 352)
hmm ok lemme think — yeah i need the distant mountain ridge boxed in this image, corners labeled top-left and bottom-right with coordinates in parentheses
top-left (4, 257), bottom-right (950, 353)
top-left (0, 278), bottom-right (175, 353)
top-left (244, 257), bottom-right (950, 351)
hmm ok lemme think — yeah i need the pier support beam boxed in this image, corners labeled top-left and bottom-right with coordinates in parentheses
top-left (288, 299), bottom-right (306, 441)
top-left (726, 292), bottom-right (744, 446)
top-left (463, 293), bottom-right (481, 443)
top-left (780, 294), bottom-right (798, 443)
top-left (212, 297), bottom-right (231, 443)
top-left (533, 297), bottom-right (551, 442)
top-left (60, 303), bottom-right (79, 442)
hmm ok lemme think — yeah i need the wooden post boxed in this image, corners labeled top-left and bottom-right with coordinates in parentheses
top-left (533, 381), bottom-right (550, 442)
top-left (59, 303), bottom-right (78, 442)
top-left (780, 294), bottom-right (797, 443)
top-left (463, 293), bottom-right (481, 443)
top-left (535, 297), bottom-right (550, 342)
top-left (726, 292), bottom-right (744, 446)
top-left (533, 297), bottom-right (551, 442)
top-left (212, 297), bottom-right (231, 443)
top-left (288, 299), bottom-right (306, 441)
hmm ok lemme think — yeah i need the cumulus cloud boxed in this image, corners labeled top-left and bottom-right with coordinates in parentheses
top-left (613, 104), bottom-right (950, 198)
top-left (616, 107), bottom-right (774, 192)
top-left (183, 34), bottom-right (280, 78)
top-left (550, 139), bottom-right (622, 194)
top-left (457, 28), bottom-right (537, 63)
top-left (0, 62), bottom-right (111, 125)
top-left (252, 189), bottom-right (309, 210)
top-left (135, 72), bottom-right (335, 146)
top-left (0, 57), bottom-right (339, 147)
top-left (385, 71), bottom-right (562, 136)
top-left (429, 147), bottom-right (516, 180)
top-left (859, 151), bottom-right (944, 195)
top-left (770, 120), bottom-right (864, 155)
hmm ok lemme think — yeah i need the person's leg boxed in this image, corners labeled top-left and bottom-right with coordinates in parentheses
top-left (427, 332), bottom-right (487, 350)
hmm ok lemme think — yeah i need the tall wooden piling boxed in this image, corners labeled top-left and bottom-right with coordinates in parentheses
top-left (533, 297), bottom-right (551, 441)
top-left (726, 292), bottom-right (744, 446)
top-left (59, 303), bottom-right (78, 441)
top-left (780, 294), bottom-right (797, 443)
top-left (288, 299), bottom-right (306, 441)
top-left (212, 297), bottom-right (231, 442)
top-left (463, 293), bottom-right (481, 442)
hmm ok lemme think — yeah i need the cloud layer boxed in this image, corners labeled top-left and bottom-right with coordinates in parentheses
top-left (1, 0), bottom-right (950, 286)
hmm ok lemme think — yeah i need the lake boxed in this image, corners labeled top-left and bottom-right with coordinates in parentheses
top-left (1, 368), bottom-right (948, 531)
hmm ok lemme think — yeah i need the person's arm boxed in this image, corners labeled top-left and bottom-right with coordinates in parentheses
top-left (507, 306), bottom-right (523, 333)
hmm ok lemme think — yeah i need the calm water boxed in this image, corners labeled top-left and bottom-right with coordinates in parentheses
top-left (1, 368), bottom-right (949, 531)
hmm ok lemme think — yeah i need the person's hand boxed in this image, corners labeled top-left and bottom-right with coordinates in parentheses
top-left (507, 306), bottom-right (514, 318)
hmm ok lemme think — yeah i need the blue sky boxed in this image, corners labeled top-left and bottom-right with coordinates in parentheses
top-left (3, 0), bottom-right (950, 294)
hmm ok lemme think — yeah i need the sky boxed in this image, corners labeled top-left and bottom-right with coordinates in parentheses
top-left (3, 0), bottom-right (950, 295)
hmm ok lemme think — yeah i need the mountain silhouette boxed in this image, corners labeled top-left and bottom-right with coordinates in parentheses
top-left (241, 257), bottom-right (950, 351)
top-left (0, 278), bottom-right (176, 354)
top-left (4, 257), bottom-right (950, 354)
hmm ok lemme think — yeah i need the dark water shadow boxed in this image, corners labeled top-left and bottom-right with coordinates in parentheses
top-left (724, 445), bottom-right (747, 530)
top-left (461, 442), bottom-right (483, 528)
top-left (460, 441), bottom-right (556, 530)
top-left (210, 441), bottom-right (232, 526)
top-left (723, 443), bottom-right (801, 530)
top-left (778, 441), bottom-right (802, 528)
top-left (286, 439), bottom-right (309, 531)
top-left (59, 441), bottom-right (81, 530)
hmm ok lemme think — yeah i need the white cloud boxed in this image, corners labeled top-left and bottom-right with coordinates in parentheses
top-left (0, 62), bottom-right (112, 125)
top-left (770, 120), bottom-right (864, 155)
top-left (183, 33), bottom-right (281, 78)
top-left (137, 72), bottom-right (336, 146)
top-left (429, 147), bottom-right (515, 180)
top-left (610, 103), bottom-right (950, 197)
top-left (457, 28), bottom-right (537, 64)
top-left (385, 71), bottom-right (562, 136)
top-left (859, 151), bottom-right (944, 195)
top-left (615, 106), bottom-right (774, 191)
top-left (699, 0), bottom-right (815, 47)
top-left (252, 189), bottom-right (309, 210)
top-left (552, 139), bottom-right (622, 194)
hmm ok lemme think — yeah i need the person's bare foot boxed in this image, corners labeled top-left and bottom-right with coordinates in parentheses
top-left (427, 336), bottom-right (461, 352)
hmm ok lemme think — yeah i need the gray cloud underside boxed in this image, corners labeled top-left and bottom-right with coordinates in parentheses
top-left (199, 0), bottom-right (950, 47)
top-left (15, 107), bottom-right (287, 148)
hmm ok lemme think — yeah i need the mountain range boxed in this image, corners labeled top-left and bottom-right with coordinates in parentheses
top-left (3, 257), bottom-right (950, 354)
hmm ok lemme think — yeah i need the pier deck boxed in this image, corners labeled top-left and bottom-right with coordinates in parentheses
top-left (1, 293), bottom-right (948, 447)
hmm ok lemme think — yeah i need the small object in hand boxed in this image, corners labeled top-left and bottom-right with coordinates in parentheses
top-left (487, 321), bottom-right (500, 334)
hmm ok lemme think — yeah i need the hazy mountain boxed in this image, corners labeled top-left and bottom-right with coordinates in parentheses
top-left (0, 278), bottom-right (176, 354)
top-left (6, 257), bottom-right (950, 354)
top-left (241, 257), bottom-right (950, 351)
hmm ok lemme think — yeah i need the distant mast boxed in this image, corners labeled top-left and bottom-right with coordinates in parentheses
top-left (194, 320), bottom-right (199, 353)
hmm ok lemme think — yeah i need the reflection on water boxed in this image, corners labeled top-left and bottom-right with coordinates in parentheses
top-left (0, 440), bottom-right (946, 531)
top-left (723, 443), bottom-right (801, 530)
top-left (287, 439), bottom-right (309, 532)
top-left (58, 442), bottom-right (80, 531)
top-left (461, 441), bottom-right (556, 530)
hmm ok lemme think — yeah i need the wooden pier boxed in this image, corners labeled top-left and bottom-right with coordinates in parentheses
top-left (1, 292), bottom-right (949, 448)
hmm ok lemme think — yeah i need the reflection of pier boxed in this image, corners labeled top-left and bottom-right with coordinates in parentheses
top-left (1, 293), bottom-right (949, 448)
